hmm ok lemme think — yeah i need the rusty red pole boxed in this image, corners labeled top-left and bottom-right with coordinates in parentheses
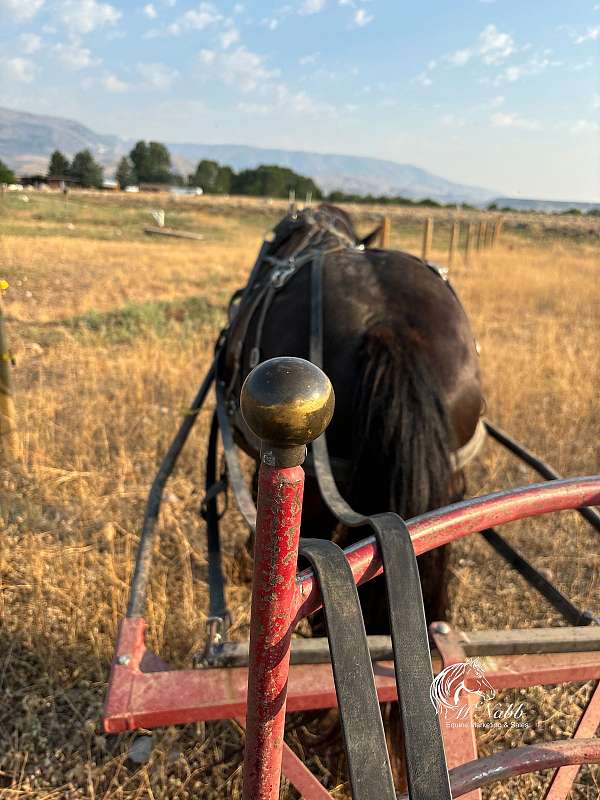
top-left (239, 356), bottom-right (334, 800)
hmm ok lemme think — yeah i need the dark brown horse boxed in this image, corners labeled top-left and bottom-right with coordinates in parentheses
top-left (222, 203), bottom-right (484, 628)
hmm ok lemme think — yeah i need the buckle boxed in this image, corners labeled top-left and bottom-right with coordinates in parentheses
top-left (249, 347), bottom-right (260, 368)
top-left (194, 614), bottom-right (231, 668)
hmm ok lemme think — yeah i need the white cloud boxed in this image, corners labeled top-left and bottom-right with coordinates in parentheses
top-left (260, 16), bottom-right (278, 29)
top-left (237, 101), bottom-right (270, 115)
top-left (489, 94), bottom-right (505, 108)
top-left (0, 0), bottom-right (44, 22)
top-left (167, 1), bottom-right (221, 34)
top-left (447, 48), bottom-right (471, 66)
top-left (571, 58), bottom-right (593, 71)
top-left (137, 61), bottom-right (179, 89)
top-left (198, 48), bottom-right (215, 63)
top-left (478, 24), bottom-right (516, 64)
top-left (233, 3), bottom-right (244, 12)
top-left (491, 111), bottom-right (541, 130)
top-left (143, 3), bottom-right (157, 19)
top-left (352, 8), bottom-right (373, 27)
top-left (54, 0), bottom-right (120, 33)
top-left (54, 41), bottom-right (101, 69)
top-left (18, 32), bottom-right (42, 53)
top-left (219, 26), bottom-right (239, 48)
top-left (441, 113), bottom-right (465, 127)
top-left (198, 45), bottom-right (279, 93)
top-left (592, 94), bottom-right (600, 110)
top-left (299, 51), bottom-right (319, 66)
top-left (569, 119), bottom-right (600, 134)
top-left (1, 56), bottom-right (36, 81)
top-left (299, 0), bottom-right (325, 14)
top-left (444, 24), bottom-right (516, 70)
top-left (495, 55), bottom-right (559, 84)
top-left (574, 26), bottom-right (600, 43)
top-left (415, 71), bottom-right (432, 87)
top-left (103, 73), bottom-right (129, 92)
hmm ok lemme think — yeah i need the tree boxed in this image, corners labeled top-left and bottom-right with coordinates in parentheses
top-left (69, 149), bottom-right (103, 188)
top-left (188, 160), bottom-right (233, 193)
top-left (48, 150), bottom-right (70, 177)
top-left (129, 140), bottom-right (172, 184)
top-left (0, 159), bottom-right (16, 184)
top-left (115, 156), bottom-right (134, 189)
top-left (231, 164), bottom-right (322, 199)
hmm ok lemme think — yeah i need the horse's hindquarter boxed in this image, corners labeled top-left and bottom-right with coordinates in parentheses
top-left (226, 243), bottom-right (482, 461)
top-left (321, 249), bottom-right (483, 451)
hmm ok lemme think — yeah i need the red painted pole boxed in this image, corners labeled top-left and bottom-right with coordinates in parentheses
top-left (239, 357), bottom-right (334, 800)
top-left (242, 464), bottom-right (304, 799)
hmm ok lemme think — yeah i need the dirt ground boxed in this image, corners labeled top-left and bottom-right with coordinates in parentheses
top-left (0, 191), bottom-right (599, 798)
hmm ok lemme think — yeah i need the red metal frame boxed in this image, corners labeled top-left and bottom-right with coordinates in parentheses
top-left (430, 624), bottom-right (481, 800)
top-left (103, 476), bottom-right (600, 797)
top-left (544, 682), bottom-right (600, 799)
top-left (241, 464), bottom-right (305, 800)
top-left (294, 477), bottom-right (600, 621)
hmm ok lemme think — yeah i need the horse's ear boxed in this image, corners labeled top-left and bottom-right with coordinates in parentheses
top-left (359, 224), bottom-right (384, 249)
top-left (468, 657), bottom-right (484, 672)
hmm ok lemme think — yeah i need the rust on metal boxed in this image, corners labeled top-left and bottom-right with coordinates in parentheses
top-left (294, 477), bottom-right (600, 621)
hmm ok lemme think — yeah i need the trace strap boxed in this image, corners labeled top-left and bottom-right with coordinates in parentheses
top-left (299, 538), bottom-right (396, 800)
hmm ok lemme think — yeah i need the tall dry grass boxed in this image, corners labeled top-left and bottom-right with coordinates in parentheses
top-left (0, 194), bottom-right (598, 798)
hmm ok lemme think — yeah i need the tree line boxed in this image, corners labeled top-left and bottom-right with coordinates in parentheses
top-left (40, 142), bottom-right (323, 199)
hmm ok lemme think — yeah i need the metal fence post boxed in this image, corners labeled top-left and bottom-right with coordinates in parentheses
top-left (240, 357), bottom-right (334, 800)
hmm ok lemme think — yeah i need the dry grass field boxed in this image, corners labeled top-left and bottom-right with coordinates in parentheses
top-left (0, 190), bottom-right (599, 799)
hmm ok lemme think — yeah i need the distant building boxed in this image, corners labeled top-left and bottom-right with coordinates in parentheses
top-left (138, 183), bottom-right (168, 193)
top-left (47, 176), bottom-right (79, 190)
top-left (19, 175), bottom-right (80, 190)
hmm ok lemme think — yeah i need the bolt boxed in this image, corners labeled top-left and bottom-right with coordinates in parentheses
top-left (117, 655), bottom-right (131, 666)
top-left (431, 621), bottom-right (451, 635)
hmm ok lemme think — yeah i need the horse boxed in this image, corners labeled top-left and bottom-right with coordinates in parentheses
top-left (430, 659), bottom-right (495, 718)
top-left (221, 202), bottom-right (485, 629)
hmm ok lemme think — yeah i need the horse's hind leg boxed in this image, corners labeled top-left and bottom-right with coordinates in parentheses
top-left (418, 544), bottom-right (449, 622)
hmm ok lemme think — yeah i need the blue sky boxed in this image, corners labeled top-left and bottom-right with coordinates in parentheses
top-left (0, 0), bottom-right (598, 200)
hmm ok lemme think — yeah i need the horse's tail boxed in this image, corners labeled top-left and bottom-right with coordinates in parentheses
top-left (351, 323), bottom-right (455, 520)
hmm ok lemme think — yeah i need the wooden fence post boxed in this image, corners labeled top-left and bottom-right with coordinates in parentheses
top-left (0, 301), bottom-right (19, 459)
top-left (448, 220), bottom-right (459, 267)
top-left (492, 218), bottom-right (503, 248)
top-left (422, 217), bottom-right (433, 261)
top-left (465, 222), bottom-right (475, 265)
top-left (380, 216), bottom-right (391, 248)
top-left (476, 221), bottom-right (485, 251)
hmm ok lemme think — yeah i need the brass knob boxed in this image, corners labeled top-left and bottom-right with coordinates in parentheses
top-left (241, 357), bottom-right (334, 467)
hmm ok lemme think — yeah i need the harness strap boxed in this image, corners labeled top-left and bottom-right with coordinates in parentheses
top-left (197, 412), bottom-right (232, 666)
top-left (299, 538), bottom-right (397, 800)
top-left (216, 381), bottom-right (257, 532)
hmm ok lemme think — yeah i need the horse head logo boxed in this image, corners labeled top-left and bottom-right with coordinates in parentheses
top-left (430, 659), bottom-right (495, 718)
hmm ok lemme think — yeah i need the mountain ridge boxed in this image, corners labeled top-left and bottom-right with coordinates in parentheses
top-left (0, 105), bottom-right (497, 203)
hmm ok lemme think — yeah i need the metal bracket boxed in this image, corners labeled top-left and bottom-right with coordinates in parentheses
top-left (195, 614), bottom-right (232, 668)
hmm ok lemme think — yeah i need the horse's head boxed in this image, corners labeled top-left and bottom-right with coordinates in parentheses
top-left (430, 658), bottom-right (495, 715)
top-left (269, 203), bottom-right (359, 259)
top-left (461, 659), bottom-right (495, 701)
